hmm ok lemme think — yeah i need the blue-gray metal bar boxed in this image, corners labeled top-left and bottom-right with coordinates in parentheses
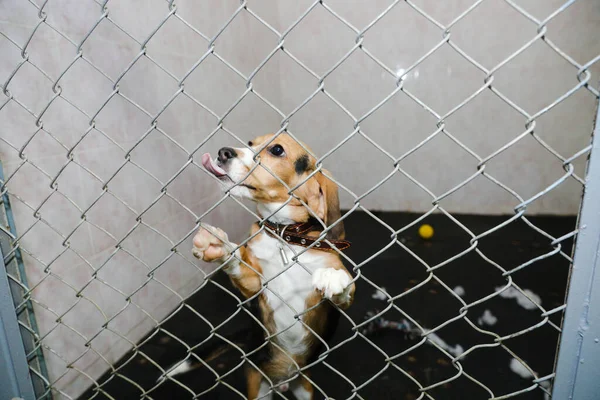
top-left (552, 99), bottom-right (600, 399)
top-left (0, 245), bottom-right (35, 400)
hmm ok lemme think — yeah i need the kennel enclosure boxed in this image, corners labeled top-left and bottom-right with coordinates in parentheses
top-left (2, 0), bottom-right (600, 399)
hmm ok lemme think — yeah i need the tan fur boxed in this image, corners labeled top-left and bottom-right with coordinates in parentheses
top-left (299, 374), bottom-right (314, 400)
top-left (193, 133), bottom-right (354, 399)
top-left (229, 245), bottom-right (263, 299)
top-left (245, 367), bottom-right (263, 399)
top-left (236, 134), bottom-right (346, 235)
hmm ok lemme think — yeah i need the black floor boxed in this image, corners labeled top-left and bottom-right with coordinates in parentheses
top-left (80, 211), bottom-right (576, 400)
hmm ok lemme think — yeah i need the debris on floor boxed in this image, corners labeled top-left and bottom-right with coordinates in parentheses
top-left (371, 287), bottom-right (388, 301)
top-left (453, 286), bottom-right (466, 297)
top-left (477, 309), bottom-right (498, 326)
top-left (496, 286), bottom-right (542, 310)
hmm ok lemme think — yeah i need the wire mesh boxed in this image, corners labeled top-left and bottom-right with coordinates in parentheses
top-left (1, 0), bottom-right (599, 399)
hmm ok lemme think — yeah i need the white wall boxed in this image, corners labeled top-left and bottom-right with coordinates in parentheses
top-left (1, 1), bottom-right (278, 397)
top-left (268, 0), bottom-right (600, 214)
top-left (1, 0), bottom-right (599, 398)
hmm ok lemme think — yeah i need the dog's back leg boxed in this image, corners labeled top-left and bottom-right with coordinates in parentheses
top-left (291, 374), bottom-right (313, 400)
top-left (246, 367), bottom-right (272, 400)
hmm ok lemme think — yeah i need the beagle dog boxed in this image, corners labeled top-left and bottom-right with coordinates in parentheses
top-left (167, 134), bottom-right (355, 399)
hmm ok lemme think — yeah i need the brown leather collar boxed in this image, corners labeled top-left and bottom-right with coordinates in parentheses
top-left (261, 219), bottom-right (351, 252)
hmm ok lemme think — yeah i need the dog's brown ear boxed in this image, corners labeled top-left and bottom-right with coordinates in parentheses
top-left (311, 169), bottom-right (344, 240)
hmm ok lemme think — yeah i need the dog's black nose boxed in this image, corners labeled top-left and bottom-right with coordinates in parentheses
top-left (218, 147), bottom-right (237, 163)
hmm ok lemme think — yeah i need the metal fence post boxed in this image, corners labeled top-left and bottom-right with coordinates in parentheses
top-left (0, 246), bottom-right (36, 400)
top-left (552, 99), bottom-right (600, 399)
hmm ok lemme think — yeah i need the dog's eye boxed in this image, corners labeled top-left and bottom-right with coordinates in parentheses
top-left (269, 144), bottom-right (285, 157)
top-left (248, 141), bottom-right (253, 146)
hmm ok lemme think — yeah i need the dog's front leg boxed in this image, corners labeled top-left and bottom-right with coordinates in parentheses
top-left (312, 266), bottom-right (355, 309)
top-left (193, 225), bottom-right (261, 298)
top-left (192, 225), bottom-right (238, 271)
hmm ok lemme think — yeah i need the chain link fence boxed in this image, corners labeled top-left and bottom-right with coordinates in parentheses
top-left (1, 0), bottom-right (599, 399)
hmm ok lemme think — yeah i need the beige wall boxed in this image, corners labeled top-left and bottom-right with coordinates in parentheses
top-left (1, 0), bottom-right (599, 398)
top-left (268, 0), bottom-right (600, 214)
top-left (1, 1), bottom-right (275, 397)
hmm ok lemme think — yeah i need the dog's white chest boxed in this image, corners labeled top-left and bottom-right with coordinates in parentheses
top-left (248, 233), bottom-right (325, 354)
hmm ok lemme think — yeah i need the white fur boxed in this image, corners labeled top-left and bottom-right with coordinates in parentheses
top-left (291, 382), bottom-right (311, 400)
top-left (257, 380), bottom-right (273, 400)
top-left (217, 148), bottom-right (256, 198)
top-left (248, 233), bottom-right (333, 355)
top-left (312, 268), bottom-right (351, 300)
top-left (228, 184), bottom-right (253, 199)
top-left (194, 224), bottom-right (349, 358)
top-left (222, 248), bottom-right (242, 276)
top-left (236, 147), bottom-right (255, 167)
top-left (257, 202), bottom-right (297, 225)
top-left (256, 380), bottom-right (290, 400)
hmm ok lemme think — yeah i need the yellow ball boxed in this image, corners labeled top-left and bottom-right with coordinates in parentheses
top-left (418, 224), bottom-right (434, 240)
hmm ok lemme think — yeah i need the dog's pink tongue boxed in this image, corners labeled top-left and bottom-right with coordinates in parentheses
top-left (201, 153), bottom-right (227, 178)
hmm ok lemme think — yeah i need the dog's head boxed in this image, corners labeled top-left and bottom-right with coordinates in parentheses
top-left (202, 133), bottom-right (344, 239)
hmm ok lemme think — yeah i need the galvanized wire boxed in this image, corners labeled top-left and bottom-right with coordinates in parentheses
top-left (1, 0), bottom-right (599, 399)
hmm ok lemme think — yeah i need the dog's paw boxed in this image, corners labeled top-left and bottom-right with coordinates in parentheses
top-left (312, 268), bottom-right (351, 299)
top-left (192, 225), bottom-right (230, 262)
